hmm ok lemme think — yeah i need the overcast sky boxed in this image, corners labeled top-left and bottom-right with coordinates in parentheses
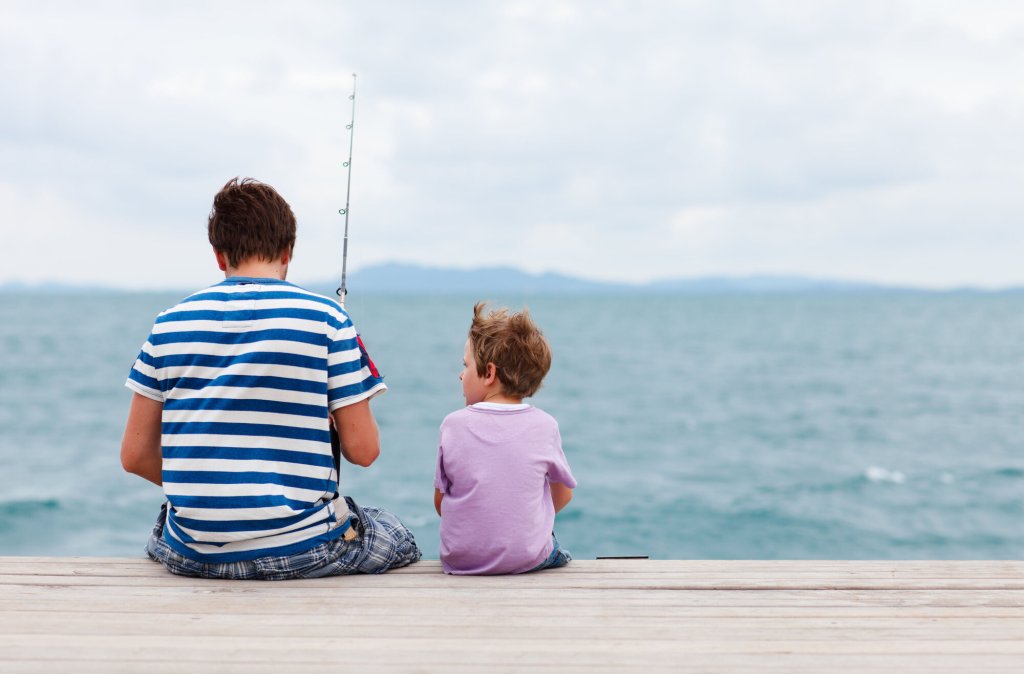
top-left (2, 1), bottom-right (1023, 289)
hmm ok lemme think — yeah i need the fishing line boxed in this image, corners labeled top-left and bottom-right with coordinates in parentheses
top-left (337, 73), bottom-right (357, 308)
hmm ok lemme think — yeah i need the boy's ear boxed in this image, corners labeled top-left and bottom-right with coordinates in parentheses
top-left (483, 362), bottom-right (498, 385)
top-left (213, 248), bottom-right (228, 272)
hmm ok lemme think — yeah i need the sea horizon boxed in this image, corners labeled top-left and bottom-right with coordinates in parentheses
top-left (3, 262), bottom-right (1024, 296)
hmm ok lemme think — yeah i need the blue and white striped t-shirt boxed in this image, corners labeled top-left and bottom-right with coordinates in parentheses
top-left (125, 277), bottom-right (386, 563)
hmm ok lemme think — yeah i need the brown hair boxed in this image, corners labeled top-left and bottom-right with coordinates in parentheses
top-left (207, 177), bottom-right (297, 268)
top-left (469, 302), bottom-right (552, 398)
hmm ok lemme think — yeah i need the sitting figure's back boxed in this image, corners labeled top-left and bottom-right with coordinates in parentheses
top-left (121, 177), bottom-right (420, 579)
top-left (433, 302), bottom-right (576, 575)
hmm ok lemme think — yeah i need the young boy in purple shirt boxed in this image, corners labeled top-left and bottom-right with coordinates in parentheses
top-left (433, 302), bottom-right (577, 574)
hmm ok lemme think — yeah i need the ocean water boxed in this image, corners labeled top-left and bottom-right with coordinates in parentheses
top-left (1, 291), bottom-right (1022, 560)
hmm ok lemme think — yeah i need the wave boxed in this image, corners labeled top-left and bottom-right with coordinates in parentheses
top-left (864, 466), bottom-right (906, 484)
top-left (0, 498), bottom-right (60, 518)
top-left (750, 470), bottom-right (907, 498)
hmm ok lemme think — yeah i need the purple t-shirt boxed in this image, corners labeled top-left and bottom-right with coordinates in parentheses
top-left (434, 404), bottom-right (577, 575)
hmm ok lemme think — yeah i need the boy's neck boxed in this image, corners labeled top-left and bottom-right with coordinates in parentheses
top-left (480, 391), bottom-right (523, 405)
top-left (214, 248), bottom-right (292, 280)
top-left (226, 258), bottom-right (288, 280)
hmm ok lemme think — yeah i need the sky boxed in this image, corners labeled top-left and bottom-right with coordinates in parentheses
top-left (2, 1), bottom-right (1023, 290)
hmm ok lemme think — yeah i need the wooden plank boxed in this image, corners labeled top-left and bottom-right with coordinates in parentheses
top-left (3, 657), bottom-right (1024, 674)
top-left (3, 572), bottom-right (1023, 590)
top-left (5, 558), bottom-right (1024, 575)
top-left (3, 588), bottom-right (1022, 612)
top-left (4, 558), bottom-right (1024, 577)
top-left (2, 635), bottom-right (1023, 661)
top-left (1, 612), bottom-right (1022, 641)
top-left (4, 600), bottom-right (1022, 619)
top-left (3, 578), bottom-right (1022, 599)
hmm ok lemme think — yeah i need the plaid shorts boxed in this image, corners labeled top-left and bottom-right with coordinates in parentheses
top-left (146, 496), bottom-right (422, 580)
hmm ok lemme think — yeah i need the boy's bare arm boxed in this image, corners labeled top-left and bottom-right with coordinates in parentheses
top-left (121, 393), bottom-right (163, 485)
top-left (331, 399), bottom-right (380, 467)
top-left (551, 482), bottom-right (573, 513)
top-left (434, 489), bottom-right (444, 516)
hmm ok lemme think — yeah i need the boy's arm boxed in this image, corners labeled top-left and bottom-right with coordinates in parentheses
top-left (331, 399), bottom-right (380, 467)
top-left (551, 482), bottom-right (573, 514)
top-left (434, 489), bottom-right (444, 516)
top-left (120, 393), bottom-right (163, 486)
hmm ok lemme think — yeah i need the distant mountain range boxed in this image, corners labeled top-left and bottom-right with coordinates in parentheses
top-left (2, 263), bottom-right (1018, 295)
top-left (305, 263), bottom-right (931, 296)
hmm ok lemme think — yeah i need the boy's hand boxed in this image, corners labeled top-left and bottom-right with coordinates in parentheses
top-left (434, 489), bottom-right (444, 516)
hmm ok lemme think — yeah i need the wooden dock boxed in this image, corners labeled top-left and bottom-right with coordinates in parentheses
top-left (1, 557), bottom-right (1022, 672)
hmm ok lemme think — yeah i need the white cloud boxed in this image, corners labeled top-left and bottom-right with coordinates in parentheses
top-left (2, 1), bottom-right (1023, 289)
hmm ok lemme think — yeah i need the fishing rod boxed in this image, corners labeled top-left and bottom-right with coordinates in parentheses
top-left (330, 74), bottom-right (364, 472)
top-left (337, 73), bottom-right (357, 308)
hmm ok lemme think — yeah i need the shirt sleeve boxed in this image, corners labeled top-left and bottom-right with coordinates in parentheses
top-left (546, 423), bottom-right (577, 489)
top-left (124, 334), bottom-right (164, 402)
top-left (327, 311), bottom-right (387, 411)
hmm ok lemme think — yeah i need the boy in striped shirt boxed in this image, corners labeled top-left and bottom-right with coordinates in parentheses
top-left (120, 177), bottom-right (420, 579)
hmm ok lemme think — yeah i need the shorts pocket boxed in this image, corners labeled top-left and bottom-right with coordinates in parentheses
top-left (252, 541), bottom-right (332, 580)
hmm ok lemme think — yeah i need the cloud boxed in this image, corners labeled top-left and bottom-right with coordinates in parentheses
top-left (2, 1), bottom-right (1023, 289)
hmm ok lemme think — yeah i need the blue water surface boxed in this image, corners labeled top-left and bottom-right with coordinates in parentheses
top-left (1, 291), bottom-right (1021, 559)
